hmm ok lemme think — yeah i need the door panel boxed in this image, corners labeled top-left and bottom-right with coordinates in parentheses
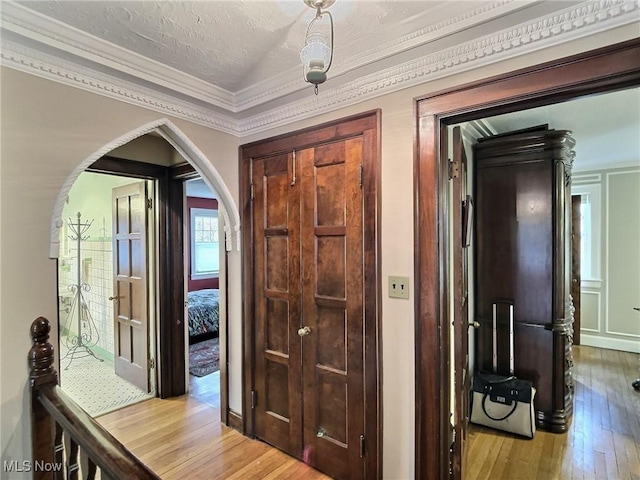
top-left (252, 138), bottom-right (366, 480)
top-left (571, 195), bottom-right (581, 345)
top-left (253, 153), bottom-right (303, 456)
top-left (113, 181), bottom-right (150, 392)
top-left (300, 139), bottom-right (364, 479)
top-left (452, 127), bottom-right (470, 479)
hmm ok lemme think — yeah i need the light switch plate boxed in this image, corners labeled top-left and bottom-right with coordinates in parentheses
top-left (389, 276), bottom-right (410, 299)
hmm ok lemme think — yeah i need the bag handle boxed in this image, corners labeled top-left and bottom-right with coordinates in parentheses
top-left (482, 393), bottom-right (518, 421)
top-left (483, 375), bottom-right (516, 385)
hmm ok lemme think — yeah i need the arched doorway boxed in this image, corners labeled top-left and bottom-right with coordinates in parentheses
top-left (50, 119), bottom-right (240, 422)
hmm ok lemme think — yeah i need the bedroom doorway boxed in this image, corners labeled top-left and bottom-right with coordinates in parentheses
top-left (185, 177), bottom-right (223, 409)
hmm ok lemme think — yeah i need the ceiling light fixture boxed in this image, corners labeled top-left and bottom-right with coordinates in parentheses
top-left (300, 0), bottom-right (335, 95)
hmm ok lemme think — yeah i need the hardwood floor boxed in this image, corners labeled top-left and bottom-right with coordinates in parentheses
top-left (466, 345), bottom-right (640, 480)
top-left (96, 347), bottom-right (638, 479)
top-left (97, 373), bottom-right (331, 479)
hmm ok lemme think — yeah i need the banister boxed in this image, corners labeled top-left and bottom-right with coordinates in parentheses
top-left (29, 317), bottom-right (160, 480)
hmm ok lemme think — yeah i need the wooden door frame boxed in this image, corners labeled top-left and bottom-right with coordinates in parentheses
top-left (88, 157), bottom-right (230, 419)
top-left (414, 38), bottom-right (640, 479)
top-left (240, 110), bottom-right (382, 479)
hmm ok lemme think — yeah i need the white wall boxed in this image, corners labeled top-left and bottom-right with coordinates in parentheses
top-left (1, 22), bottom-right (638, 480)
top-left (573, 167), bottom-right (640, 353)
top-left (0, 71), bottom-right (240, 478)
top-left (240, 24), bottom-right (639, 479)
top-left (59, 172), bottom-right (137, 360)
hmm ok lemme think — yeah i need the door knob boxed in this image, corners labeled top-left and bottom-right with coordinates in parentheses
top-left (468, 321), bottom-right (480, 329)
top-left (298, 326), bottom-right (311, 336)
top-left (108, 296), bottom-right (119, 301)
top-left (317, 427), bottom-right (326, 438)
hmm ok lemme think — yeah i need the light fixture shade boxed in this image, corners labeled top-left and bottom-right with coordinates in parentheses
top-left (300, 32), bottom-right (331, 85)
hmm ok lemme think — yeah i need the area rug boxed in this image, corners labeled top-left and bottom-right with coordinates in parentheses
top-left (189, 337), bottom-right (220, 377)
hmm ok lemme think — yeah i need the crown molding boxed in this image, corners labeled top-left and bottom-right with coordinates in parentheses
top-left (237, 0), bottom-right (640, 136)
top-left (1, 0), bottom-right (638, 138)
top-left (233, 0), bottom-right (539, 111)
top-left (0, 38), bottom-right (239, 135)
top-left (0, 1), bottom-right (237, 111)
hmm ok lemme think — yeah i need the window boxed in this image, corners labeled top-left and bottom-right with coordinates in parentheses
top-left (571, 182), bottom-right (601, 282)
top-left (190, 208), bottom-right (219, 279)
top-left (579, 195), bottom-right (592, 279)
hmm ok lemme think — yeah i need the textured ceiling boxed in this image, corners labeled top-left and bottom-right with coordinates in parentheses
top-left (483, 88), bottom-right (640, 171)
top-left (2, 0), bottom-right (639, 136)
top-left (17, 0), bottom-right (455, 92)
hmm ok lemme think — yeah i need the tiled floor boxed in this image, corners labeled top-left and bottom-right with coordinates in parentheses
top-left (59, 336), bottom-right (154, 417)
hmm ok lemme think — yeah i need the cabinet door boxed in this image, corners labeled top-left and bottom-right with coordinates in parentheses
top-left (475, 156), bottom-right (555, 410)
top-left (300, 139), bottom-right (365, 480)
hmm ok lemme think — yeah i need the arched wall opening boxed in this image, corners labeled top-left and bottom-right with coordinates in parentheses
top-left (49, 118), bottom-right (241, 259)
top-left (48, 117), bottom-right (242, 418)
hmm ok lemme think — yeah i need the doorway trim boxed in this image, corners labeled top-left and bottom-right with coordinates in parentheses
top-left (48, 118), bottom-right (241, 259)
top-left (414, 38), bottom-right (640, 479)
top-left (240, 110), bottom-right (382, 478)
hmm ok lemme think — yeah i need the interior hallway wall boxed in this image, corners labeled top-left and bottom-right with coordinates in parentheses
top-left (1, 22), bottom-right (638, 480)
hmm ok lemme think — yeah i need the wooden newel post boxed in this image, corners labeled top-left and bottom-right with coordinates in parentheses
top-left (29, 317), bottom-right (58, 479)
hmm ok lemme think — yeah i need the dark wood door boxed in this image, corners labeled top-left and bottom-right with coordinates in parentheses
top-left (571, 195), bottom-right (581, 345)
top-left (112, 181), bottom-right (150, 392)
top-left (299, 140), bottom-right (365, 479)
top-left (252, 140), bottom-right (366, 479)
top-left (253, 152), bottom-right (303, 455)
top-left (451, 127), bottom-right (470, 480)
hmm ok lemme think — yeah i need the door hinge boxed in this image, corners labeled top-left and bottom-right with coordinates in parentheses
top-left (251, 390), bottom-right (257, 409)
top-left (149, 357), bottom-right (155, 370)
top-left (448, 158), bottom-right (459, 180)
top-left (291, 150), bottom-right (297, 186)
top-left (359, 434), bottom-right (365, 458)
top-left (146, 197), bottom-right (153, 209)
top-left (250, 183), bottom-right (255, 201)
top-left (359, 164), bottom-right (364, 188)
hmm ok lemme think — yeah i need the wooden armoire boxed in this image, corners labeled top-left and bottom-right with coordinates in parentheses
top-left (473, 126), bottom-right (575, 433)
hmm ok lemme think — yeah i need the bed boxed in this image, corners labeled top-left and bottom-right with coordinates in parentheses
top-left (187, 288), bottom-right (220, 342)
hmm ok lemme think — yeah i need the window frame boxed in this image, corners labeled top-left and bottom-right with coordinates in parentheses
top-left (189, 207), bottom-right (219, 280)
top-left (571, 182), bottom-right (602, 284)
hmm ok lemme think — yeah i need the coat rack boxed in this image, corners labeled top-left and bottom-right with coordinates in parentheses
top-left (60, 212), bottom-right (103, 369)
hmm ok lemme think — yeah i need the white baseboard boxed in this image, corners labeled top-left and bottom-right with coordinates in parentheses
top-left (580, 333), bottom-right (640, 354)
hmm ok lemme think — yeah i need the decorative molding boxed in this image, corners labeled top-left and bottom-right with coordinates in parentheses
top-left (464, 119), bottom-right (497, 141)
top-left (0, 1), bottom-right (237, 111)
top-left (580, 290), bottom-right (601, 333)
top-left (0, 38), bottom-right (239, 136)
top-left (236, 0), bottom-right (640, 136)
top-left (227, 410), bottom-right (243, 432)
top-left (49, 118), bottom-right (241, 259)
top-left (581, 333), bottom-right (640, 353)
top-left (233, 0), bottom-right (540, 110)
top-left (2, 0), bottom-right (638, 137)
top-left (574, 160), bottom-right (640, 173)
top-left (572, 173), bottom-right (603, 184)
top-left (604, 168), bottom-right (640, 339)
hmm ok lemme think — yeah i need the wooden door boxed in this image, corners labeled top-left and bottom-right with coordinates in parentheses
top-left (253, 152), bottom-right (303, 455)
top-left (571, 195), bottom-right (581, 345)
top-left (252, 139), bottom-right (366, 479)
top-left (451, 127), bottom-right (471, 480)
top-left (113, 181), bottom-right (150, 392)
top-left (299, 140), bottom-right (365, 479)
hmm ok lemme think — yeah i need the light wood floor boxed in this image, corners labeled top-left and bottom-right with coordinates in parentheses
top-left (466, 345), bottom-right (640, 480)
top-left (96, 346), bottom-right (639, 479)
top-left (97, 373), bottom-right (330, 480)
